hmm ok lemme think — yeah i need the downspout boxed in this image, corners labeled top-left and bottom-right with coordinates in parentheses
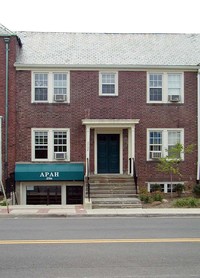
top-left (197, 69), bottom-right (200, 181)
top-left (4, 37), bottom-right (10, 180)
top-left (0, 116), bottom-right (2, 182)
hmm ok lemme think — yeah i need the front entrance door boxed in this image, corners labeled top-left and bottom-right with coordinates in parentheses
top-left (97, 134), bottom-right (120, 173)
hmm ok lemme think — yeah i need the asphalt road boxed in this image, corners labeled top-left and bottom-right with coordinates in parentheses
top-left (0, 217), bottom-right (200, 277)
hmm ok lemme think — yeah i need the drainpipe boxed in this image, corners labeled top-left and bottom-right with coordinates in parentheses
top-left (0, 116), bottom-right (2, 182)
top-left (197, 70), bottom-right (200, 181)
top-left (4, 37), bottom-right (10, 180)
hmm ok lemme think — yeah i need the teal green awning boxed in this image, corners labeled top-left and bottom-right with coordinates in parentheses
top-left (15, 163), bottom-right (84, 181)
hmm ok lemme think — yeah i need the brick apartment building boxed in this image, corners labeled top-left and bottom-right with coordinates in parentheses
top-left (1, 25), bottom-right (200, 207)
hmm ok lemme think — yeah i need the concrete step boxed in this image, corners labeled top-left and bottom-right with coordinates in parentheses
top-left (93, 204), bottom-right (142, 209)
top-left (87, 188), bottom-right (136, 193)
top-left (92, 197), bottom-right (142, 209)
top-left (89, 175), bottom-right (134, 184)
top-left (86, 189), bottom-right (137, 197)
top-left (86, 174), bottom-right (138, 209)
top-left (89, 184), bottom-right (134, 189)
top-left (89, 193), bottom-right (137, 198)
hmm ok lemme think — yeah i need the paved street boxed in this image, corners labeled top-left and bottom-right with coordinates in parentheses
top-left (0, 217), bottom-right (200, 277)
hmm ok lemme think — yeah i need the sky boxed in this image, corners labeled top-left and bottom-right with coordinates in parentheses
top-left (1, 0), bottom-right (200, 33)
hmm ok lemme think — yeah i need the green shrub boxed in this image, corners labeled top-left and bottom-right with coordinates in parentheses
top-left (151, 191), bottom-right (163, 202)
top-left (139, 189), bottom-right (164, 203)
top-left (0, 199), bottom-right (7, 206)
top-left (174, 183), bottom-right (185, 197)
top-left (193, 184), bottom-right (200, 197)
top-left (173, 197), bottom-right (200, 208)
top-left (139, 193), bottom-right (152, 203)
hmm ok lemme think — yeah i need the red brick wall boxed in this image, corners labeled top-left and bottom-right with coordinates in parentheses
top-left (134, 71), bottom-right (197, 186)
top-left (16, 70), bottom-right (198, 185)
top-left (0, 36), bottom-right (18, 181)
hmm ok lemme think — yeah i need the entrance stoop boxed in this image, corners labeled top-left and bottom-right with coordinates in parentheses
top-left (86, 175), bottom-right (142, 209)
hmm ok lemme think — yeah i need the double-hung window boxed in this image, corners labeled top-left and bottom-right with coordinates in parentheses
top-left (149, 131), bottom-right (162, 159)
top-left (147, 72), bottom-right (183, 103)
top-left (32, 71), bottom-right (70, 103)
top-left (35, 74), bottom-right (48, 101)
top-left (147, 129), bottom-right (183, 160)
top-left (99, 72), bottom-right (118, 96)
top-left (149, 74), bottom-right (163, 101)
top-left (54, 131), bottom-right (67, 159)
top-left (168, 131), bottom-right (181, 158)
top-left (54, 73), bottom-right (67, 102)
top-left (34, 131), bottom-right (48, 159)
top-left (168, 74), bottom-right (182, 95)
top-left (32, 128), bottom-right (70, 161)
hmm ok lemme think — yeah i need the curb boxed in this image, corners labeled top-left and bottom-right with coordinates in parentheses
top-left (1, 213), bottom-right (200, 218)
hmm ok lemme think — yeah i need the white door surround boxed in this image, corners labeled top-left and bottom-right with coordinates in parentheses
top-left (82, 119), bottom-right (140, 175)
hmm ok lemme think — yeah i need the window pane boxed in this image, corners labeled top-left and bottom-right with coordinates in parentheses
top-left (35, 74), bottom-right (48, 87)
top-left (102, 74), bottom-right (115, 83)
top-left (54, 73), bottom-right (67, 97)
top-left (150, 88), bottom-right (162, 101)
top-left (168, 74), bottom-right (181, 95)
top-left (102, 84), bottom-right (115, 94)
top-left (167, 184), bottom-right (176, 193)
top-left (35, 132), bottom-right (48, 159)
top-left (150, 184), bottom-right (164, 192)
top-left (168, 131), bottom-right (180, 145)
top-left (149, 74), bottom-right (162, 101)
top-left (101, 73), bottom-right (116, 94)
top-left (54, 88), bottom-right (67, 94)
top-left (168, 131), bottom-right (181, 157)
top-left (34, 73), bottom-right (48, 101)
top-left (54, 131), bottom-right (67, 153)
top-left (35, 88), bottom-right (48, 101)
top-left (149, 131), bottom-right (162, 159)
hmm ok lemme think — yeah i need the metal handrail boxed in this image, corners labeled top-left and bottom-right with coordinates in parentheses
top-left (129, 157), bottom-right (138, 195)
top-left (133, 158), bottom-right (138, 194)
top-left (86, 158), bottom-right (90, 202)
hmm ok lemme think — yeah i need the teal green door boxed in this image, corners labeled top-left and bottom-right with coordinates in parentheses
top-left (97, 134), bottom-right (120, 173)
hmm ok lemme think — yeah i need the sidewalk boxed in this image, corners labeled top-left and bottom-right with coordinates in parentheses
top-left (0, 205), bottom-right (200, 217)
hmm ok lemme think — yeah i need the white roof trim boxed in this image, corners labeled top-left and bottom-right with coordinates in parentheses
top-left (14, 63), bottom-right (200, 71)
top-left (82, 119), bottom-right (140, 128)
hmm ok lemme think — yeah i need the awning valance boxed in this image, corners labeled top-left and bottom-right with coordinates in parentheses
top-left (15, 163), bottom-right (84, 181)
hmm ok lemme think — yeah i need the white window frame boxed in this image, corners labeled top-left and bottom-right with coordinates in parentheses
top-left (99, 71), bottom-right (118, 96)
top-left (147, 72), bottom-right (184, 103)
top-left (147, 128), bottom-right (184, 161)
top-left (31, 128), bottom-right (70, 161)
top-left (147, 182), bottom-right (184, 193)
top-left (31, 71), bottom-right (70, 103)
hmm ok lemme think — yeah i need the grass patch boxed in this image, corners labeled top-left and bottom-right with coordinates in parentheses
top-left (173, 197), bottom-right (200, 208)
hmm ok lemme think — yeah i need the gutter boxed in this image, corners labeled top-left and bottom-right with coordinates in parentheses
top-left (4, 37), bottom-right (10, 180)
top-left (14, 64), bottom-right (200, 71)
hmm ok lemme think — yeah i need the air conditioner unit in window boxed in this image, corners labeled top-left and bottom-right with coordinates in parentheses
top-left (54, 94), bottom-right (66, 102)
top-left (54, 152), bottom-right (66, 160)
top-left (168, 95), bottom-right (180, 102)
top-left (151, 151), bottom-right (162, 159)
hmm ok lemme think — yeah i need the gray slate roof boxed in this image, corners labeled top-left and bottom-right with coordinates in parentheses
top-left (15, 32), bottom-right (200, 67)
